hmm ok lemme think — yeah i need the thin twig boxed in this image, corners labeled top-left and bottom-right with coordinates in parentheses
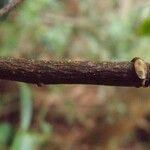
top-left (0, 0), bottom-right (23, 17)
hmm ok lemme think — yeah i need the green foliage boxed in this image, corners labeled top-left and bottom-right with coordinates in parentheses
top-left (47, 0), bottom-right (64, 12)
top-left (19, 83), bottom-right (32, 130)
top-left (1, 0), bottom-right (149, 59)
top-left (0, 23), bottom-right (20, 56)
top-left (11, 131), bottom-right (40, 150)
top-left (131, 38), bottom-right (150, 61)
top-left (18, 0), bottom-right (50, 26)
top-left (137, 18), bottom-right (150, 36)
top-left (40, 24), bottom-right (72, 54)
top-left (38, 107), bottom-right (53, 135)
top-left (11, 84), bottom-right (51, 150)
top-left (11, 129), bottom-right (52, 150)
top-left (0, 123), bottom-right (13, 146)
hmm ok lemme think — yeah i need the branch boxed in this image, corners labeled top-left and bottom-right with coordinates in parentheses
top-left (0, 57), bottom-right (149, 87)
top-left (0, 0), bottom-right (23, 17)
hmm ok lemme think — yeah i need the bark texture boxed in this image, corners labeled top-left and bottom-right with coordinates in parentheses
top-left (0, 0), bottom-right (23, 17)
top-left (0, 57), bottom-right (149, 87)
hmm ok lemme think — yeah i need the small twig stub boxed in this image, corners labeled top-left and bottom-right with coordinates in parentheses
top-left (131, 57), bottom-right (148, 87)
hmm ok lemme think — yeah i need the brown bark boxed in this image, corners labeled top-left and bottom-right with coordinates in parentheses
top-left (0, 57), bottom-right (149, 87)
top-left (0, 0), bottom-right (23, 17)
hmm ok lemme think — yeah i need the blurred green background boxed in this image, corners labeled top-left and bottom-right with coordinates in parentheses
top-left (0, 0), bottom-right (150, 149)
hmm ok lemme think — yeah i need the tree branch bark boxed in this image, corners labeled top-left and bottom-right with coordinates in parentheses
top-left (0, 57), bottom-right (149, 87)
top-left (0, 0), bottom-right (23, 17)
